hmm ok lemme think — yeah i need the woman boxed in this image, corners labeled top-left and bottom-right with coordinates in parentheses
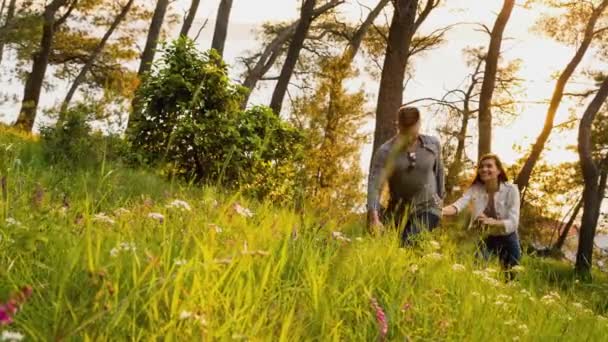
top-left (442, 154), bottom-right (521, 270)
top-left (367, 106), bottom-right (445, 244)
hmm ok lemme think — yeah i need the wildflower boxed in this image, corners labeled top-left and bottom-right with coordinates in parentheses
top-left (110, 248), bottom-right (120, 258)
top-left (573, 302), bottom-right (584, 309)
top-left (167, 199), bottom-right (191, 211)
top-left (472, 270), bottom-right (485, 277)
top-left (451, 263), bottom-right (466, 272)
top-left (401, 302), bottom-right (412, 312)
top-left (148, 212), bottom-right (165, 223)
top-left (504, 319), bottom-right (517, 326)
top-left (232, 334), bottom-right (248, 340)
top-left (520, 289), bottom-right (531, 297)
top-left (424, 252), bottom-right (443, 261)
top-left (93, 213), bottom-right (116, 225)
top-left (355, 237), bottom-right (363, 242)
top-left (583, 308), bottom-right (593, 315)
top-left (512, 337), bottom-right (520, 342)
top-left (496, 294), bottom-right (512, 302)
top-left (370, 297), bottom-right (388, 340)
top-left (114, 208), bottom-right (130, 216)
top-left (429, 240), bottom-right (441, 250)
top-left (484, 267), bottom-right (498, 274)
top-left (410, 264), bottom-right (419, 273)
top-left (0, 286), bottom-right (32, 327)
top-left (494, 300), bottom-right (507, 307)
top-left (332, 231), bottom-right (351, 243)
top-left (518, 324), bottom-right (529, 334)
top-left (174, 259), bottom-right (187, 266)
top-left (209, 224), bottom-right (223, 233)
top-left (110, 242), bottom-right (136, 257)
top-left (4, 218), bottom-right (20, 227)
top-left (0, 331), bottom-right (24, 341)
top-left (471, 291), bottom-right (481, 298)
top-left (232, 203), bottom-right (254, 217)
top-left (179, 311), bottom-right (193, 320)
top-left (511, 265), bottom-right (525, 272)
top-left (598, 315), bottom-right (608, 322)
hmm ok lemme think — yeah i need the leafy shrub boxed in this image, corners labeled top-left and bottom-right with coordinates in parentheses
top-left (130, 37), bottom-right (305, 202)
top-left (40, 105), bottom-right (130, 169)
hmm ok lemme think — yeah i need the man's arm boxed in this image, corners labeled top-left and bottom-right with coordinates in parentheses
top-left (367, 143), bottom-right (390, 223)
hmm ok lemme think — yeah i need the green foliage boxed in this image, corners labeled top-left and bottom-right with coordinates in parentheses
top-left (39, 105), bottom-right (128, 169)
top-left (292, 56), bottom-right (369, 212)
top-left (130, 38), bottom-right (305, 202)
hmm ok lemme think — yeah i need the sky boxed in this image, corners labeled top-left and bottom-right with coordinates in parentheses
top-left (0, 0), bottom-right (601, 173)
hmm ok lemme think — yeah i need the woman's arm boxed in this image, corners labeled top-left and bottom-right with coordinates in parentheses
top-left (442, 186), bottom-right (474, 217)
top-left (367, 144), bottom-right (391, 225)
top-left (501, 184), bottom-right (520, 234)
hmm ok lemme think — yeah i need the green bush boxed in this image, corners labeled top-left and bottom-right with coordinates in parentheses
top-left (130, 37), bottom-right (305, 202)
top-left (40, 105), bottom-right (131, 169)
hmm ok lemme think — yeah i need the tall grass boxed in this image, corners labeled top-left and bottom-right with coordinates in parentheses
top-left (1, 126), bottom-right (608, 340)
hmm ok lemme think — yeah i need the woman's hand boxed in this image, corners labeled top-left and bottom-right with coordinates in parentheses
top-left (442, 205), bottom-right (457, 217)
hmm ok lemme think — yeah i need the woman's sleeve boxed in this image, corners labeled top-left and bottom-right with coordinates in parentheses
top-left (367, 145), bottom-right (390, 211)
top-left (502, 184), bottom-right (521, 234)
top-left (451, 186), bottom-right (474, 214)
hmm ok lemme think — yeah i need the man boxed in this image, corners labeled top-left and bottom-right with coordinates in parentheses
top-left (367, 106), bottom-right (445, 244)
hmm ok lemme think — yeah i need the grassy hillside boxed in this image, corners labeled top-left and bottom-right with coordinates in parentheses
top-left (1, 125), bottom-right (608, 341)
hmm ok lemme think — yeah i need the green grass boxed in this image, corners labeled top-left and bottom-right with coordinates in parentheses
top-left (1, 126), bottom-right (608, 340)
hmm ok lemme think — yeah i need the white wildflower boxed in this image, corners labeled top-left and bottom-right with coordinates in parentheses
top-left (573, 302), bottom-right (584, 309)
top-left (110, 247), bottom-right (120, 258)
top-left (518, 324), bottom-right (529, 334)
top-left (424, 252), bottom-right (443, 261)
top-left (355, 237), bottom-right (363, 242)
top-left (332, 231), bottom-right (351, 243)
top-left (504, 319), bottom-right (517, 326)
top-left (209, 223), bottom-right (223, 233)
top-left (496, 294), bottom-right (512, 302)
top-left (1, 331), bottom-right (24, 341)
top-left (5, 217), bottom-right (20, 226)
top-left (179, 311), bottom-right (193, 320)
top-left (472, 270), bottom-right (485, 277)
top-left (520, 289), bottom-right (532, 297)
top-left (233, 203), bottom-right (254, 217)
top-left (114, 208), bottom-right (130, 216)
top-left (598, 315), bottom-right (608, 322)
top-left (167, 199), bottom-right (191, 211)
top-left (148, 212), bottom-right (165, 223)
top-left (512, 265), bottom-right (525, 272)
top-left (484, 267), bottom-right (498, 274)
top-left (410, 264), bottom-right (419, 273)
top-left (429, 240), bottom-right (441, 250)
top-left (451, 263), bottom-right (466, 272)
top-left (174, 259), bottom-right (187, 266)
top-left (93, 213), bottom-right (116, 225)
top-left (584, 308), bottom-right (593, 315)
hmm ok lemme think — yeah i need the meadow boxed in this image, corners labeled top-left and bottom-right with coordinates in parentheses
top-left (1, 126), bottom-right (608, 341)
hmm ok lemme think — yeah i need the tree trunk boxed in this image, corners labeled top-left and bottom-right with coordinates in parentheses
top-left (0, 0), bottom-right (15, 65)
top-left (14, 0), bottom-right (68, 132)
top-left (477, 0), bottom-right (515, 160)
top-left (553, 197), bottom-right (583, 252)
top-left (137, 0), bottom-right (169, 77)
top-left (370, 0), bottom-right (418, 155)
top-left (515, 0), bottom-right (608, 192)
top-left (128, 0), bottom-right (170, 131)
top-left (240, 0), bottom-right (342, 109)
top-left (211, 0), bottom-right (233, 57)
top-left (344, 0), bottom-right (390, 61)
top-left (445, 110), bottom-right (471, 195)
top-left (575, 76), bottom-right (608, 276)
top-left (61, 0), bottom-right (134, 113)
top-left (269, 0), bottom-right (316, 115)
top-left (180, 0), bottom-right (201, 38)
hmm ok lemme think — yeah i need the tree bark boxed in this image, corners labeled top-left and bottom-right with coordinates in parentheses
top-left (575, 76), bottom-right (608, 276)
top-left (128, 0), bottom-right (170, 131)
top-left (137, 0), bottom-right (169, 77)
top-left (211, 0), bottom-right (233, 57)
top-left (477, 0), bottom-right (515, 160)
top-left (180, 0), bottom-right (201, 38)
top-left (344, 0), bottom-right (390, 62)
top-left (515, 0), bottom-right (608, 192)
top-left (14, 0), bottom-right (69, 132)
top-left (370, 0), bottom-right (418, 155)
top-left (553, 197), bottom-right (583, 252)
top-left (240, 0), bottom-right (342, 109)
top-left (61, 0), bottom-right (134, 113)
top-left (0, 0), bottom-right (15, 65)
top-left (269, 0), bottom-right (316, 115)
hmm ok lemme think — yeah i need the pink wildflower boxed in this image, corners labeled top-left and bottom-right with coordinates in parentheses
top-left (370, 297), bottom-right (388, 340)
top-left (0, 286), bottom-right (33, 326)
